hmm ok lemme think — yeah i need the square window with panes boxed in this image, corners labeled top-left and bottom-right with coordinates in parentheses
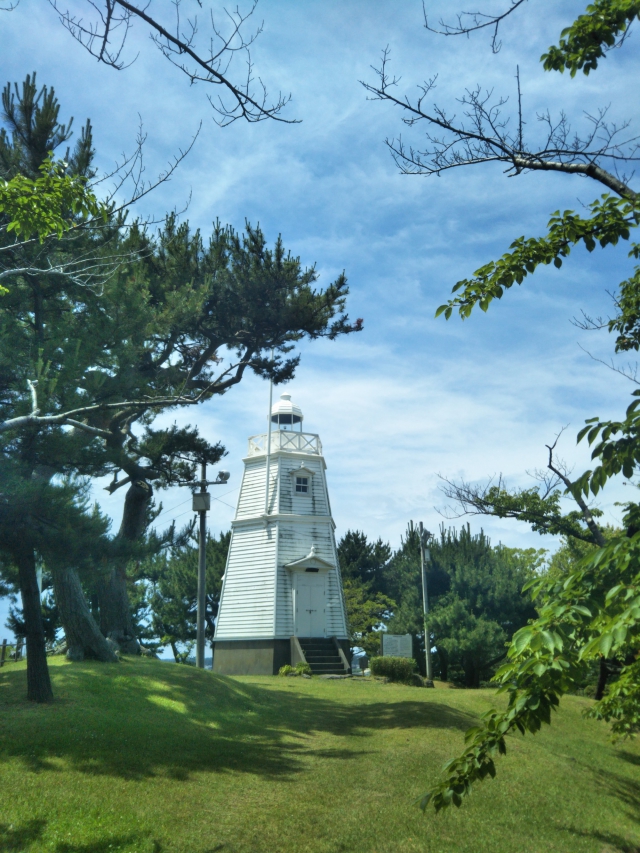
top-left (295, 476), bottom-right (309, 494)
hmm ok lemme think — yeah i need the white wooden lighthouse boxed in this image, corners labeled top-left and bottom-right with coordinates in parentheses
top-left (213, 392), bottom-right (350, 676)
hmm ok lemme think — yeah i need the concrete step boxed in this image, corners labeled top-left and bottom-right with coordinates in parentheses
top-left (300, 644), bottom-right (336, 650)
top-left (309, 665), bottom-right (346, 674)
top-left (296, 637), bottom-right (348, 675)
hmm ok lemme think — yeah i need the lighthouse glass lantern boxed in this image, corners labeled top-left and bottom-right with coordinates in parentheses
top-left (213, 392), bottom-right (350, 675)
top-left (270, 392), bottom-right (303, 431)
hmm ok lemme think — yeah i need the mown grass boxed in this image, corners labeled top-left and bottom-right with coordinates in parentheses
top-left (0, 657), bottom-right (638, 853)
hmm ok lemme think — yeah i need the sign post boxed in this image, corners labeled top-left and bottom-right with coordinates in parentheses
top-left (381, 633), bottom-right (413, 659)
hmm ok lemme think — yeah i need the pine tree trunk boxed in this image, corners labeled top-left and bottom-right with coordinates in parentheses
top-left (96, 479), bottom-right (151, 654)
top-left (171, 639), bottom-right (180, 662)
top-left (53, 566), bottom-right (119, 662)
top-left (96, 565), bottom-right (140, 654)
top-left (16, 547), bottom-right (53, 703)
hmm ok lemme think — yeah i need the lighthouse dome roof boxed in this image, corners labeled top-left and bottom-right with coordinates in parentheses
top-left (271, 392), bottom-right (303, 425)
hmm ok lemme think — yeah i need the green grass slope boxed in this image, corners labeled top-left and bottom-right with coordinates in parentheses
top-left (0, 657), bottom-right (638, 853)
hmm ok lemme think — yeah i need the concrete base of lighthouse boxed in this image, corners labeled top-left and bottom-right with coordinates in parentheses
top-left (212, 637), bottom-right (351, 676)
top-left (212, 640), bottom-right (291, 676)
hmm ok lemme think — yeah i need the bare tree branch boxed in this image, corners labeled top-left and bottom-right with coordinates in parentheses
top-left (436, 427), bottom-right (608, 546)
top-left (545, 432), bottom-right (606, 546)
top-left (47, 0), bottom-right (297, 125)
top-left (423, 0), bottom-right (528, 54)
top-left (362, 49), bottom-right (638, 200)
top-left (577, 342), bottom-right (640, 385)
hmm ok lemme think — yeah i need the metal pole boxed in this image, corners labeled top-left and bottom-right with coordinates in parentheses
top-left (196, 461), bottom-right (207, 669)
top-left (264, 348), bottom-right (274, 516)
top-left (419, 521), bottom-right (434, 687)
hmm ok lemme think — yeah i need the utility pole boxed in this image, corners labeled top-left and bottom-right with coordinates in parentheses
top-left (419, 521), bottom-right (434, 687)
top-left (183, 463), bottom-right (230, 669)
top-left (194, 462), bottom-right (209, 669)
top-left (264, 347), bottom-right (274, 516)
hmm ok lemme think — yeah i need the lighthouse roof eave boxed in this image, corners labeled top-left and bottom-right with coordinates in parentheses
top-left (271, 392), bottom-right (303, 421)
top-left (284, 544), bottom-right (334, 572)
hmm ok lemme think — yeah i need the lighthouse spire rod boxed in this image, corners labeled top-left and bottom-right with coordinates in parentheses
top-left (264, 348), bottom-right (274, 515)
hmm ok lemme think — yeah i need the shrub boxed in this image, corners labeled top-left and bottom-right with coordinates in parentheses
top-left (370, 656), bottom-right (416, 683)
top-left (278, 662), bottom-right (313, 677)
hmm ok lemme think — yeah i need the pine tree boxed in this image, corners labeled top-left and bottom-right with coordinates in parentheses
top-left (0, 74), bottom-right (117, 699)
top-left (0, 75), bottom-right (361, 678)
top-left (141, 531), bottom-right (231, 662)
top-left (383, 524), bottom-right (541, 685)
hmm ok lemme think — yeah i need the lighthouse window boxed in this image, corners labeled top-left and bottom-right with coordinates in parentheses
top-left (295, 476), bottom-right (309, 493)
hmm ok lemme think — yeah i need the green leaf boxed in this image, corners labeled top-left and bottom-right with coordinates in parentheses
top-left (599, 633), bottom-right (614, 657)
top-left (513, 627), bottom-right (534, 655)
top-left (418, 792), bottom-right (432, 811)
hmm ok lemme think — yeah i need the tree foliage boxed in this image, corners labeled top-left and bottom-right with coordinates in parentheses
top-left (371, 2), bottom-right (640, 812)
top-left (141, 531), bottom-right (230, 662)
top-left (338, 531), bottom-right (394, 655)
top-left (339, 525), bottom-right (540, 685)
top-left (0, 153), bottom-right (102, 243)
top-left (541, 0), bottom-right (640, 76)
top-left (0, 72), bottom-right (359, 695)
top-left (436, 197), bottom-right (638, 320)
top-left (387, 525), bottom-right (540, 686)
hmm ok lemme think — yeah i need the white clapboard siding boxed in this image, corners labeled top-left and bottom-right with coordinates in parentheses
top-left (274, 561), bottom-right (294, 636)
top-left (235, 459), bottom-right (279, 518)
top-left (215, 523), bottom-right (276, 639)
top-left (215, 421), bottom-right (349, 643)
top-left (278, 457), bottom-right (329, 517)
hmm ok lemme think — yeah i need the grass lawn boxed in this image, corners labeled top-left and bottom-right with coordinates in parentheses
top-left (0, 657), bottom-right (638, 853)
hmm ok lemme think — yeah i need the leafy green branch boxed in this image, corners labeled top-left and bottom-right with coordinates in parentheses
top-left (436, 195), bottom-right (638, 320)
top-left (439, 476), bottom-right (601, 543)
top-left (0, 153), bottom-right (104, 242)
top-left (542, 0), bottom-right (640, 77)
top-left (576, 391), bottom-right (640, 495)
top-left (423, 532), bottom-right (640, 811)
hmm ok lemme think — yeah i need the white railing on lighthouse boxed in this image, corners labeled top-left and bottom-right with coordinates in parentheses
top-left (247, 431), bottom-right (322, 457)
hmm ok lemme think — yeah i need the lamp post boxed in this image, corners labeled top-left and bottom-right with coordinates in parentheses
top-left (419, 521), bottom-right (434, 687)
top-left (188, 463), bottom-right (230, 668)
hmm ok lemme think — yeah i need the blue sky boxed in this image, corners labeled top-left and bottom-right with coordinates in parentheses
top-left (1, 1), bottom-right (639, 638)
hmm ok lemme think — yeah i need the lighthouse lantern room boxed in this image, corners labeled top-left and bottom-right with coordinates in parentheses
top-left (213, 393), bottom-right (350, 675)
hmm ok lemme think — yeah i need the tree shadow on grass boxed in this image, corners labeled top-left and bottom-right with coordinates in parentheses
top-left (0, 821), bottom-right (224, 853)
top-left (561, 828), bottom-right (639, 853)
top-left (597, 767), bottom-right (640, 825)
top-left (54, 836), bottom-right (225, 853)
top-left (618, 750), bottom-right (640, 767)
top-left (0, 820), bottom-right (46, 852)
top-left (0, 660), bottom-right (476, 783)
top-left (55, 834), bottom-right (149, 853)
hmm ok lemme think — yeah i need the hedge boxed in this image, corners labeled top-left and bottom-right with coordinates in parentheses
top-left (370, 656), bottom-right (416, 682)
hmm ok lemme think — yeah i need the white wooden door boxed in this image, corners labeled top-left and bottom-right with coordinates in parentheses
top-left (294, 572), bottom-right (326, 636)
